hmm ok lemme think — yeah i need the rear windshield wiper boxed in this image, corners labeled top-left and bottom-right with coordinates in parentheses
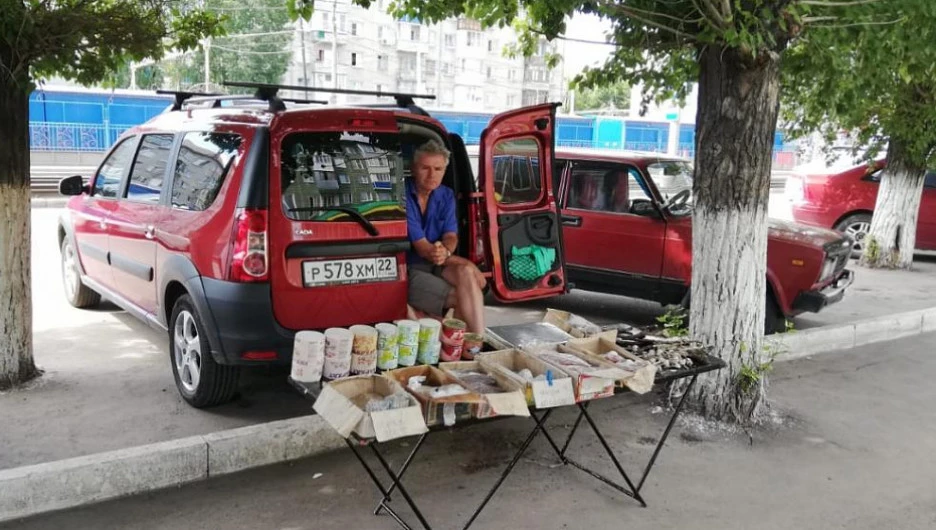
top-left (287, 206), bottom-right (380, 236)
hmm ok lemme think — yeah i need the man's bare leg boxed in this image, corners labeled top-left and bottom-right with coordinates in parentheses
top-left (443, 262), bottom-right (485, 334)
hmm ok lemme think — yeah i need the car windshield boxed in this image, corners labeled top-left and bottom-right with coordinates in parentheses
top-left (280, 131), bottom-right (405, 222)
top-left (646, 161), bottom-right (693, 211)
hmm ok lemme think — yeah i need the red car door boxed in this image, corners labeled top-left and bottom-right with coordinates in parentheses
top-left (478, 103), bottom-right (567, 302)
top-left (73, 136), bottom-right (139, 292)
top-left (560, 160), bottom-right (666, 292)
top-left (916, 172), bottom-right (936, 250)
top-left (108, 133), bottom-right (175, 314)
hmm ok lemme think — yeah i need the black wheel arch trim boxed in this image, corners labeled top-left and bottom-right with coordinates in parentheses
top-left (157, 254), bottom-right (227, 365)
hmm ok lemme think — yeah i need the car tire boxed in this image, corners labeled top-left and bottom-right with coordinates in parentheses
top-left (764, 293), bottom-right (786, 335)
top-left (60, 238), bottom-right (101, 308)
top-left (834, 213), bottom-right (872, 258)
top-left (169, 294), bottom-right (240, 408)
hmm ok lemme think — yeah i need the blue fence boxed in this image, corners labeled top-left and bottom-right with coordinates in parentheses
top-left (27, 88), bottom-right (798, 168)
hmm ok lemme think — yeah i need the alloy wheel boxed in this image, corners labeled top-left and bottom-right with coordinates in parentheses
top-left (173, 310), bottom-right (202, 393)
top-left (844, 221), bottom-right (871, 252)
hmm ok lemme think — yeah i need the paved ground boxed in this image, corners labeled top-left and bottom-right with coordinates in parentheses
top-left (3, 204), bottom-right (934, 470)
top-left (3, 333), bottom-right (935, 530)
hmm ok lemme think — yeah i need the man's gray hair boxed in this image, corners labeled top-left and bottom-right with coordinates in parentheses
top-left (414, 139), bottom-right (451, 165)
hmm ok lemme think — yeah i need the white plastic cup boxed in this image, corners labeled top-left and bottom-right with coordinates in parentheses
top-left (375, 323), bottom-right (399, 371)
top-left (323, 328), bottom-right (354, 380)
top-left (395, 319), bottom-right (420, 346)
top-left (417, 318), bottom-right (441, 344)
top-left (291, 330), bottom-right (325, 383)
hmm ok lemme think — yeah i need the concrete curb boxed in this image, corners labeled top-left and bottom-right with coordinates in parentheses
top-left (770, 306), bottom-right (936, 362)
top-left (2, 307), bottom-right (935, 523)
top-left (0, 415), bottom-right (343, 523)
top-left (30, 197), bottom-right (68, 209)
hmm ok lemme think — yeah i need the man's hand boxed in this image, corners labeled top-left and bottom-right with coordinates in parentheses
top-left (430, 242), bottom-right (450, 266)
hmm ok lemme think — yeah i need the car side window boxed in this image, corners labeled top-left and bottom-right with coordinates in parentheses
top-left (126, 134), bottom-right (175, 203)
top-left (924, 171), bottom-right (936, 189)
top-left (92, 137), bottom-right (137, 198)
top-left (172, 132), bottom-right (242, 211)
top-left (568, 162), bottom-right (651, 214)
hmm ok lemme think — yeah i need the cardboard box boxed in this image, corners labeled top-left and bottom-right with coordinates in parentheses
top-left (386, 365), bottom-right (486, 426)
top-left (542, 308), bottom-right (601, 339)
top-left (476, 349), bottom-right (576, 409)
top-left (524, 344), bottom-right (632, 402)
top-left (312, 375), bottom-right (428, 442)
top-left (563, 330), bottom-right (658, 394)
top-left (439, 361), bottom-right (530, 419)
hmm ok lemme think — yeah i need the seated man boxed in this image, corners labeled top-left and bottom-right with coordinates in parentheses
top-left (406, 139), bottom-right (486, 334)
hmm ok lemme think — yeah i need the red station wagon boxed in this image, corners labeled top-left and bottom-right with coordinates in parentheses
top-left (786, 161), bottom-right (936, 254)
top-left (58, 84), bottom-right (567, 407)
top-left (470, 147), bottom-right (856, 333)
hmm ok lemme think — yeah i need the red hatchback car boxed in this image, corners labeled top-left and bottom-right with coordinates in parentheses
top-left (787, 161), bottom-right (936, 253)
top-left (57, 85), bottom-right (567, 407)
top-left (471, 147), bottom-right (856, 333)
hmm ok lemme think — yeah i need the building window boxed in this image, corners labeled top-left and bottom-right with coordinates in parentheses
top-left (508, 69), bottom-right (518, 81)
top-left (377, 26), bottom-right (383, 40)
top-left (351, 23), bottom-right (357, 36)
top-left (460, 58), bottom-right (466, 72)
top-left (339, 14), bottom-right (346, 32)
top-left (351, 52), bottom-right (357, 66)
top-left (444, 34), bottom-right (455, 47)
top-left (507, 94), bottom-right (517, 107)
top-left (466, 31), bottom-right (481, 47)
top-left (376, 84), bottom-right (383, 93)
top-left (486, 66), bottom-right (492, 79)
top-left (322, 12), bottom-right (329, 27)
top-left (410, 25), bottom-right (420, 41)
top-left (487, 40), bottom-right (493, 52)
top-left (317, 49), bottom-right (324, 62)
top-left (442, 62), bottom-right (454, 75)
top-left (377, 55), bottom-right (388, 70)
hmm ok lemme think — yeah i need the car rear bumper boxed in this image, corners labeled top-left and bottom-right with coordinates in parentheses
top-left (201, 278), bottom-right (294, 365)
top-left (792, 269), bottom-right (854, 314)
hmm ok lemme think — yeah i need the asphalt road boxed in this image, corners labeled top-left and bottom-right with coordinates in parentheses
top-left (4, 332), bottom-right (935, 530)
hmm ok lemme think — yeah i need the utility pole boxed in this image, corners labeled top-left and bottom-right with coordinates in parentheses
top-left (331, 0), bottom-right (339, 103)
top-left (204, 37), bottom-right (211, 91)
top-left (130, 61), bottom-right (137, 90)
top-left (435, 23), bottom-right (442, 101)
top-left (299, 19), bottom-right (309, 87)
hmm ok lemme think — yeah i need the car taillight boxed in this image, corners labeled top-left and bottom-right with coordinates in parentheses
top-left (229, 208), bottom-right (268, 282)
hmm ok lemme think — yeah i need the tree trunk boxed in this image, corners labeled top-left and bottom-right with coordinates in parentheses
top-left (0, 65), bottom-right (37, 390)
top-left (859, 138), bottom-right (927, 270)
top-left (687, 46), bottom-right (780, 424)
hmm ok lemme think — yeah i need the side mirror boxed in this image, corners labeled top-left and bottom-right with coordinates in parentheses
top-left (58, 175), bottom-right (86, 196)
top-left (630, 199), bottom-right (660, 218)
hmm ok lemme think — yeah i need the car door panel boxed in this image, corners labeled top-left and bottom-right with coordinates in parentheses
top-left (915, 172), bottom-right (936, 250)
top-left (74, 136), bottom-right (139, 290)
top-left (109, 133), bottom-right (175, 314)
top-left (479, 103), bottom-right (566, 302)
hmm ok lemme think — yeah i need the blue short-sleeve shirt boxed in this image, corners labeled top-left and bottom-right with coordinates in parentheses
top-left (406, 179), bottom-right (458, 265)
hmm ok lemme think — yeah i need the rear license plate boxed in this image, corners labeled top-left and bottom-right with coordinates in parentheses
top-left (302, 257), bottom-right (397, 287)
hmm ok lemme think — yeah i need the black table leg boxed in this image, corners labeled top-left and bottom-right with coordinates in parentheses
top-left (530, 409), bottom-right (565, 461)
top-left (575, 401), bottom-right (646, 507)
top-left (374, 433), bottom-right (428, 516)
top-left (461, 408), bottom-right (554, 530)
top-left (558, 401), bottom-right (588, 461)
top-left (369, 442), bottom-right (434, 530)
top-left (636, 374), bottom-right (698, 494)
top-left (345, 439), bottom-right (416, 530)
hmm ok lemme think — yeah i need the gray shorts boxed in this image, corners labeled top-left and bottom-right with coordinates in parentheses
top-left (408, 263), bottom-right (453, 317)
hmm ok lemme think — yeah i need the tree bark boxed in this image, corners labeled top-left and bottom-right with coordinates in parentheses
top-left (687, 46), bottom-right (780, 424)
top-left (859, 138), bottom-right (927, 270)
top-left (0, 61), bottom-right (38, 390)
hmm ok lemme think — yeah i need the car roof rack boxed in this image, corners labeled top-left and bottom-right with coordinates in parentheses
top-left (157, 89), bottom-right (327, 112)
top-left (223, 81), bottom-right (436, 116)
top-left (156, 90), bottom-right (225, 111)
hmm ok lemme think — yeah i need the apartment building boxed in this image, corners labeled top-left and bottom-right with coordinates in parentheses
top-left (283, 0), bottom-right (566, 112)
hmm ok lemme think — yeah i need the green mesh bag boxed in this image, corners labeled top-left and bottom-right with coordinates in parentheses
top-left (508, 245), bottom-right (557, 282)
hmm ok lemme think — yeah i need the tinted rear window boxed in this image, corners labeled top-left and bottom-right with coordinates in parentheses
top-left (280, 132), bottom-right (405, 221)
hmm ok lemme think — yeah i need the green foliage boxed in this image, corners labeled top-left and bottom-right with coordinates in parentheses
top-left (783, 0), bottom-right (936, 169)
top-left (738, 342), bottom-right (784, 394)
top-left (167, 0), bottom-right (294, 91)
top-left (2, 0), bottom-right (224, 89)
top-left (574, 80), bottom-right (630, 112)
top-left (656, 307), bottom-right (688, 338)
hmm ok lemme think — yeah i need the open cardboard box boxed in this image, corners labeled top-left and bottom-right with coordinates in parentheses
top-left (476, 349), bottom-right (576, 409)
top-left (439, 361), bottom-right (530, 419)
top-left (312, 375), bottom-right (428, 442)
top-left (524, 343), bottom-right (633, 402)
top-left (542, 308), bottom-right (601, 339)
top-left (563, 330), bottom-right (657, 394)
top-left (386, 365), bottom-right (486, 426)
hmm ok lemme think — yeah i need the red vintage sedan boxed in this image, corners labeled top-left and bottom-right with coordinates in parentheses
top-left (786, 161), bottom-right (936, 253)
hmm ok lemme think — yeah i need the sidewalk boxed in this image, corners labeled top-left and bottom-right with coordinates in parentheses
top-left (5, 332), bottom-right (936, 529)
